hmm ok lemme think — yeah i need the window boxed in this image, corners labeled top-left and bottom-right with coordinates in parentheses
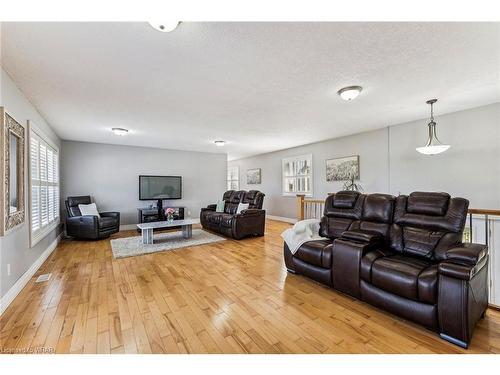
top-left (282, 154), bottom-right (313, 196)
top-left (227, 166), bottom-right (239, 190)
top-left (30, 126), bottom-right (60, 246)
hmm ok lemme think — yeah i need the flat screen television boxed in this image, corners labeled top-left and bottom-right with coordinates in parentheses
top-left (139, 175), bottom-right (182, 200)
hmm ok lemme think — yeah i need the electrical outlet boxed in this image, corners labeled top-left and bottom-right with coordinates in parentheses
top-left (7, 264), bottom-right (11, 276)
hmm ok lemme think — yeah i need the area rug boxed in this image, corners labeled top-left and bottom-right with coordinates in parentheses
top-left (110, 229), bottom-right (226, 258)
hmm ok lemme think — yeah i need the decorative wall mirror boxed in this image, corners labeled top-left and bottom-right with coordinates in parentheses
top-left (0, 107), bottom-right (25, 235)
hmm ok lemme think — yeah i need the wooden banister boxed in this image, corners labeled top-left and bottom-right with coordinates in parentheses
top-left (296, 195), bottom-right (305, 221)
top-left (468, 208), bottom-right (500, 216)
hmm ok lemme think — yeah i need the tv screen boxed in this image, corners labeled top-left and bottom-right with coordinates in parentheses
top-left (139, 175), bottom-right (182, 200)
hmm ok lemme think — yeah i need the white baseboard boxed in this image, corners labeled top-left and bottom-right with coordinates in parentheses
top-left (267, 215), bottom-right (297, 224)
top-left (0, 232), bottom-right (63, 316)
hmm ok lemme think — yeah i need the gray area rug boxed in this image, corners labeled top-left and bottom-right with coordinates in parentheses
top-left (110, 229), bottom-right (226, 258)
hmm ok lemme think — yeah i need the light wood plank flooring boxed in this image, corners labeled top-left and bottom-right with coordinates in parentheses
top-left (1, 219), bottom-right (499, 354)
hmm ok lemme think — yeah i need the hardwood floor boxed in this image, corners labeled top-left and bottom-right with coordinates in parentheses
top-left (1, 219), bottom-right (499, 354)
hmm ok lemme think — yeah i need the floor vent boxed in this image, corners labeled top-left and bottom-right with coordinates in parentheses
top-left (35, 273), bottom-right (52, 283)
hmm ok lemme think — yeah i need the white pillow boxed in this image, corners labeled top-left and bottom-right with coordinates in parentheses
top-left (236, 203), bottom-right (250, 214)
top-left (78, 203), bottom-right (100, 217)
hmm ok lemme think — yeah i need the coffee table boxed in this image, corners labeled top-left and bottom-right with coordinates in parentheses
top-left (136, 218), bottom-right (200, 245)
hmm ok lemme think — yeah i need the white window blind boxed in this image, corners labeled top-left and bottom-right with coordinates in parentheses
top-left (30, 129), bottom-right (60, 246)
top-left (227, 166), bottom-right (239, 190)
top-left (282, 154), bottom-right (313, 197)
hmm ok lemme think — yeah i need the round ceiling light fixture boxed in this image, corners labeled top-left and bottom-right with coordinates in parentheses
top-left (111, 127), bottom-right (129, 136)
top-left (148, 21), bottom-right (180, 33)
top-left (337, 85), bottom-right (363, 101)
top-left (214, 140), bottom-right (226, 147)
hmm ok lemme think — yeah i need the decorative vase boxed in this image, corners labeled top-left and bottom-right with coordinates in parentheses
top-left (166, 213), bottom-right (174, 223)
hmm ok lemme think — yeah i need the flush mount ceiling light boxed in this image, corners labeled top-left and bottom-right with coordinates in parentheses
top-left (148, 21), bottom-right (180, 33)
top-left (112, 127), bottom-right (129, 136)
top-left (416, 99), bottom-right (450, 155)
top-left (337, 85), bottom-right (363, 101)
top-left (214, 140), bottom-right (226, 147)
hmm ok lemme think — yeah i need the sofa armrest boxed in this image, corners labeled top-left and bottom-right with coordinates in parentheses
top-left (67, 215), bottom-right (99, 226)
top-left (340, 229), bottom-right (384, 244)
top-left (100, 211), bottom-right (120, 220)
top-left (238, 208), bottom-right (265, 217)
top-left (202, 204), bottom-right (217, 211)
top-left (439, 255), bottom-right (488, 281)
top-left (445, 243), bottom-right (488, 266)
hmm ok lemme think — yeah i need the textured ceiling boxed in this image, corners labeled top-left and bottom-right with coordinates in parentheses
top-left (2, 22), bottom-right (499, 160)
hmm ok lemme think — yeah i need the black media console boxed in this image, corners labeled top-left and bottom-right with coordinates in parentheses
top-left (137, 206), bottom-right (185, 231)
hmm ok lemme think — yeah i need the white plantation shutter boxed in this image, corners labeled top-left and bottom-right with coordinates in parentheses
top-left (30, 129), bottom-right (60, 246)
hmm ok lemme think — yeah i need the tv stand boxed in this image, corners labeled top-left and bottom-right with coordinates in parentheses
top-left (137, 206), bottom-right (185, 232)
top-left (156, 199), bottom-right (163, 213)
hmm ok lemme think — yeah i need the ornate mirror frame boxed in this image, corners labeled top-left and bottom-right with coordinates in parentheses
top-left (0, 107), bottom-right (26, 236)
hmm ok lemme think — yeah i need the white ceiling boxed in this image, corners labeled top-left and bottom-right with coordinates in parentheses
top-left (2, 22), bottom-right (499, 160)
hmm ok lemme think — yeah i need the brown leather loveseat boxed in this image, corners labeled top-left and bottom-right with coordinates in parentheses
top-left (201, 190), bottom-right (266, 239)
top-left (284, 191), bottom-right (488, 348)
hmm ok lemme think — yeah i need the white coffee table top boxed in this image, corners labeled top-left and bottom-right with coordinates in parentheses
top-left (137, 218), bottom-right (200, 230)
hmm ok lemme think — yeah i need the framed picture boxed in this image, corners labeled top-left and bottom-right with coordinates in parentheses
top-left (326, 155), bottom-right (359, 182)
top-left (0, 107), bottom-right (26, 236)
top-left (246, 168), bottom-right (261, 184)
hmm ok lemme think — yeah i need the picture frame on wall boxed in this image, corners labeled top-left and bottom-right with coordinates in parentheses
top-left (326, 155), bottom-right (360, 182)
top-left (246, 168), bottom-right (261, 184)
top-left (0, 107), bottom-right (26, 236)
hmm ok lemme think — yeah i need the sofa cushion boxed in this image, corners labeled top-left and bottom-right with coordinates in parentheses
top-left (407, 191), bottom-right (450, 216)
top-left (369, 255), bottom-right (437, 303)
top-left (207, 213), bottom-right (223, 225)
top-left (99, 216), bottom-right (118, 229)
top-left (219, 213), bottom-right (234, 228)
top-left (332, 191), bottom-right (360, 208)
top-left (294, 240), bottom-right (333, 268)
top-left (362, 193), bottom-right (395, 223)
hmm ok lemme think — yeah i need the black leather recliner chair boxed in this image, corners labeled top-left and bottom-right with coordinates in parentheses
top-left (65, 196), bottom-right (120, 239)
top-left (284, 191), bottom-right (488, 348)
top-left (200, 190), bottom-right (266, 239)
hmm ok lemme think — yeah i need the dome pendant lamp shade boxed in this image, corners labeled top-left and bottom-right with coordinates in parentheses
top-left (416, 99), bottom-right (450, 155)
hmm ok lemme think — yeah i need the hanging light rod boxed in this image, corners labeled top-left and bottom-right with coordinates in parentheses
top-left (416, 99), bottom-right (450, 155)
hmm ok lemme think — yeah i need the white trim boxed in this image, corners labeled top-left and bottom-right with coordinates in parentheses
top-left (28, 121), bottom-right (60, 248)
top-left (0, 231), bottom-right (62, 315)
top-left (267, 215), bottom-right (297, 224)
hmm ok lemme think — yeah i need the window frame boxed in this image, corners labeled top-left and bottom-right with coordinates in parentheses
top-left (281, 153), bottom-right (313, 197)
top-left (29, 121), bottom-right (60, 247)
top-left (227, 165), bottom-right (239, 190)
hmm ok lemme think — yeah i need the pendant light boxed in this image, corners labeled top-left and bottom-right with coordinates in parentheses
top-left (416, 99), bottom-right (450, 155)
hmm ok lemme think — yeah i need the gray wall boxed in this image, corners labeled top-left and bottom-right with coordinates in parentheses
top-left (0, 68), bottom-right (63, 299)
top-left (229, 102), bottom-right (500, 220)
top-left (61, 141), bottom-right (227, 225)
top-left (388, 103), bottom-right (500, 208)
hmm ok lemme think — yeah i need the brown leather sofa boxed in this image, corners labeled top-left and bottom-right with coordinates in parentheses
top-left (200, 190), bottom-right (266, 239)
top-left (284, 191), bottom-right (488, 348)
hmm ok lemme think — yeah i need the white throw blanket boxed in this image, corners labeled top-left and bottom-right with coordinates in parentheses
top-left (281, 219), bottom-right (323, 254)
